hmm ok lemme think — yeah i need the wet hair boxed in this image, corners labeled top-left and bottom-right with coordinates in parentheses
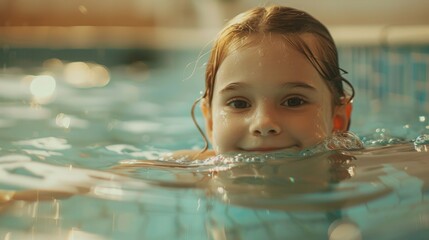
top-left (192, 5), bottom-right (355, 152)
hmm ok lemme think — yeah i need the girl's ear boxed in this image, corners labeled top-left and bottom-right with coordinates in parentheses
top-left (200, 98), bottom-right (213, 142)
top-left (333, 102), bottom-right (352, 132)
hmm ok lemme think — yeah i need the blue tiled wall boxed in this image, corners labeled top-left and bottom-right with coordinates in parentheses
top-left (339, 46), bottom-right (429, 110)
top-left (338, 45), bottom-right (429, 135)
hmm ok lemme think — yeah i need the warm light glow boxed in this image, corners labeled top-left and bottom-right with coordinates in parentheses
top-left (78, 5), bottom-right (88, 14)
top-left (64, 62), bottom-right (110, 88)
top-left (30, 75), bottom-right (56, 99)
top-left (64, 62), bottom-right (90, 86)
top-left (328, 219), bottom-right (362, 240)
top-left (43, 58), bottom-right (64, 70)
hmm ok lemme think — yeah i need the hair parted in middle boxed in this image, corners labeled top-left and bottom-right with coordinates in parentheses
top-left (203, 5), bottom-right (354, 107)
top-left (191, 5), bottom-right (355, 152)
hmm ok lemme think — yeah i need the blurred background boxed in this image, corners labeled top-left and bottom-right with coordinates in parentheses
top-left (1, 0), bottom-right (429, 142)
top-left (1, 0), bottom-right (429, 64)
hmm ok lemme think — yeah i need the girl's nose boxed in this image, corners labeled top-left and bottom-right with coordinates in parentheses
top-left (250, 108), bottom-right (281, 137)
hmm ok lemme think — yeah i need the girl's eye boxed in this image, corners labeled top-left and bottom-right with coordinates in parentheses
top-left (227, 99), bottom-right (251, 109)
top-left (282, 97), bottom-right (306, 107)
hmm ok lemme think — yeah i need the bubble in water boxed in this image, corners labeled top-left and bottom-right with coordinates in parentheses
top-left (361, 127), bottom-right (407, 147)
top-left (324, 132), bottom-right (364, 151)
top-left (202, 132), bottom-right (364, 167)
top-left (414, 134), bottom-right (429, 152)
top-left (415, 134), bottom-right (429, 144)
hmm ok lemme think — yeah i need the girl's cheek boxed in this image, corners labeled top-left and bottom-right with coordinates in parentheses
top-left (212, 111), bottom-right (231, 139)
top-left (287, 114), bottom-right (328, 145)
top-left (213, 109), bottom-right (231, 131)
top-left (212, 111), bottom-right (239, 154)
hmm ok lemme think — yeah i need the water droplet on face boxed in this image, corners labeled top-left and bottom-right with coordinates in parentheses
top-left (219, 110), bottom-right (228, 125)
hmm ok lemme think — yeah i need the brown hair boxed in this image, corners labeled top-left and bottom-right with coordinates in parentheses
top-left (192, 5), bottom-right (355, 151)
top-left (204, 5), bottom-right (353, 104)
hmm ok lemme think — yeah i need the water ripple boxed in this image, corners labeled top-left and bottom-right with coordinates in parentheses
top-left (13, 137), bottom-right (71, 150)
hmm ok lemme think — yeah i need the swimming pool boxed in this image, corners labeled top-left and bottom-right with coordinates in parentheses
top-left (0, 46), bottom-right (429, 240)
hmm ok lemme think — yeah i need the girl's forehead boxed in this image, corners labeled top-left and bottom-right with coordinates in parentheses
top-left (227, 33), bottom-right (320, 56)
top-left (221, 34), bottom-right (318, 72)
top-left (215, 34), bottom-right (327, 90)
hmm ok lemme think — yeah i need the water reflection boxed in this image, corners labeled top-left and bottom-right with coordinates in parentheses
top-left (67, 229), bottom-right (106, 240)
top-left (54, 113), bottom-right (89, 129)
top-left (1, 143), bottom-right (429, 239)
top-left (92, 183), bottom-right (124, 201)
top-left (55, 113), bottom-right (71, 129)
top-left (13, 137), bottom-right (71, 150)
top-left (0, 105), bottom-right (51, 120)
top-left (205, 151), bottom-right (367, 211)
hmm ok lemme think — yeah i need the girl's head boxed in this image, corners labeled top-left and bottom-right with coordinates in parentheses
top-left (195, 5), bottom-right (354, 154)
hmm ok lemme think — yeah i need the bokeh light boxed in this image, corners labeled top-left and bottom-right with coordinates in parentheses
top-left (30, 75), bottom-right (57, 101)
top-left (64, 61), bottom-right (110, 88)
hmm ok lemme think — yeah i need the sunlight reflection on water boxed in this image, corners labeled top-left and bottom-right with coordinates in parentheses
top-left (1, 64), bottom-right (429, 239)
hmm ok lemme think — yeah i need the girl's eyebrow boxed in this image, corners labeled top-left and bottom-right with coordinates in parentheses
top-left (219, 82), bottom-right (249, 93)
top-left (219, 81), bottom-right (317, 94)
top-left (281, 82), bottom-right (317, 91)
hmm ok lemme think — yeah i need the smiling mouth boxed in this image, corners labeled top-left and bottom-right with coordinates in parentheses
top-left (244, 146), bottom-right (298, 153)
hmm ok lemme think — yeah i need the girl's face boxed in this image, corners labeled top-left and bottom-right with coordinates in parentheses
top-left (202, 34), bottom-right (347, 154)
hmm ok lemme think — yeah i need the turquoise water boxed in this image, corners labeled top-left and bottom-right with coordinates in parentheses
top-left (1, 49), bottom-right (429, 239)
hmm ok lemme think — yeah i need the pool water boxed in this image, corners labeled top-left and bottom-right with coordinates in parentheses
top-left (1, 54), bottom-right (429, 240)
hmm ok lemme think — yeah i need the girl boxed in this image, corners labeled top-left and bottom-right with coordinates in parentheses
top-left (176, 5), bottom-right (354, 160)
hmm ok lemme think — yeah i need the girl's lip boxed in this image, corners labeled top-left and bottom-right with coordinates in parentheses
top-left (244, 146), bottom-right (295, 152)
